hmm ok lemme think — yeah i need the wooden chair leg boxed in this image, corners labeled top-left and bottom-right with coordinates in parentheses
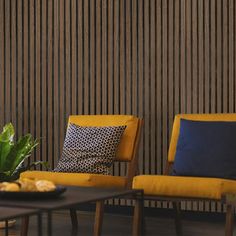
top-left (225, 204), bottom-right (234, 236)
top-left (70, 209), bottom-right (78, 230)
top-left (132, 198), bottom-right (144, 236)
top-left (173, 201), bottom-right (183, 236)
top-left (21, 216), bottom-right (29, 236)
top-left (94, 201), bottom-right (104, 236)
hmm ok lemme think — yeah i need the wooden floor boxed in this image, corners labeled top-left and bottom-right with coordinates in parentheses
top-left (0, 210), bottom-right (230, 236)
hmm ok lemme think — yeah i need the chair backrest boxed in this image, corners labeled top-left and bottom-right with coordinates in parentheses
top-left (168, 113), bottom-right (236, 165)
top-left (68, 115), bottom-right (143, 188)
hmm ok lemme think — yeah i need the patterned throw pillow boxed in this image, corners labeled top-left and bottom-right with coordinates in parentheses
top-left (54, 123), bottom-right (126, 175)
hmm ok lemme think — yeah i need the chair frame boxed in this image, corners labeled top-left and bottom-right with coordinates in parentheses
top-left (133, 155), bottom-right (235, 236)
top-left (21, 118), bottom-right (143, 236)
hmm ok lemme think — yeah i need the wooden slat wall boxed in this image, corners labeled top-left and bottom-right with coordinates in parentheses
top-left (1, 0), bottom-right (236, 212)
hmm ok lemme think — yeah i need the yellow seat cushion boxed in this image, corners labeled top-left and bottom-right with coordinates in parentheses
top-left (132, 175), bottom-right (236, 200)
top-left (21, 171), bottom-right (126, 188)
top-left (69, 115), bottom-right (139, 161)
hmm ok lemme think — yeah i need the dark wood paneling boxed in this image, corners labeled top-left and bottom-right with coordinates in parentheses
top-left (0, 0), bottom-right (4, 129)
top-left (1, 0), bottom-right (236, 212)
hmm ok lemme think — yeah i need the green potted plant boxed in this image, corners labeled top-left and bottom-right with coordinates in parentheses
top-left (0, 123), bottom-right (46, 228)
top-left (0, 123), bottom-right (46, 182)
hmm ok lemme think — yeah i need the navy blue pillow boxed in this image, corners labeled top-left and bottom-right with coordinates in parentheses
top-left (172, 119), bottom-right (236, 179)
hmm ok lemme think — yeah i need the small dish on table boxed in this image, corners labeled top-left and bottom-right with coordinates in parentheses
top-left (0, 178), bottom-right (66, 200)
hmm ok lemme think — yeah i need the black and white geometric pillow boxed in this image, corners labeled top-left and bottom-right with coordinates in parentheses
top-left (54, 123), bottom-right (126, 175)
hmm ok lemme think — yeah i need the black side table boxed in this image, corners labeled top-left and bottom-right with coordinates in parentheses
top-left (0, 207), bottom-right (42, 236)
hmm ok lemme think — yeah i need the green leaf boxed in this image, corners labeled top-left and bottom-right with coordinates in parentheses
top-left (11, 161), bottom-right (48, 181)
top-left (29, 161), bottom-right (49, 170)
top-left (0, 123), bottom-right (44, 182)
top-left (3, 134), bottom-right (39, 174)
top-left (0, 123), bottom-right (15, 171)
top-left (0, 123), bottom-right (14, 142)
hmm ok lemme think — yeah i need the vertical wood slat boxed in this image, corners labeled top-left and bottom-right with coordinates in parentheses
top-left (204, 0), bottom-right (210, 115)
top-left (223, 0), bottom-right (228, 113)
top-left (53, 0), bottom-right (59, 163)
top-left (180, 0), bottom-right (186, 114)
top-left (132, 0), bottom-right (137, 117)
top-left (150, 0), bottom-right (155, 176)
top-left (71, 0), bottom-right (77, 115)
top-left (0, 0), bottom-right (4, 128)
top-left (83, 0), bottom-right (89, 115)
top-left (35, 0), bottom-right (41, 163)
top-left (95, 0), bottom-right (101, 114)
top-left (198, 0), bottom-right (204, 114)
top-left (174, 0), bottom-right (180, 115)
top-left (17, 0), bottom-right (23, 138)
top-left (210, 0), bottom-right (216, 114)
top-left (216, 0), bottom-right (222, 113)
top-left (78, 0), bottom-right (83, 115)
top-left (11, 0), bottom-right (16, 132)
top-left (107, 0), bottom-right (113, 115)
top-left (1, 0), bottom-right (236, 212)
top-left (65, 0), bottom-right (71, 118)
top-left (228, 0), bottom-right (234, 112)
top-left (5, 0), bottom-right (10, 123)
top-left (192, 0), bottom-right (198, 114)
top-left (47, 0), bottom-right (53, 167)
top-left (119, 0), bottom-right (125, 115)
top-left (168, 0), bottom-right (174, 130)
top-left (102, 0), bottom-right (107, 114)
top-left (113, 0), bottom-right (119, 115)
top-left (23, 0), bottom-right (29, 134)
top-left (186, 0), bottom-right (192, 114)
top-left (125, 0), bottom-right (131, 115)
top-left (41, 0), bottom-right (47, 165)
top-left (143, 0), bottom-right (149, 177)
top-left (29, 0), bottom-right (35, 161)
top-left (89, 0), bottom-right (95, 115)
top-left (234, 0), bottom-right (236, 112)
top-left (59, 0), bottom-right (65, 156)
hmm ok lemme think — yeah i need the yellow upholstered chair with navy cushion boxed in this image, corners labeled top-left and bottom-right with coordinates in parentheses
top-left (21, 115), bottom-right (143, 236)
top-left (133, 114), bottom-right (236, 236)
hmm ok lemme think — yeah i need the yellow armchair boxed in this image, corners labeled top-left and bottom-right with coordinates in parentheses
top-left (133, 114), bottom-right (236, 236)
top-left (21, 115), bottom-right (143, 236)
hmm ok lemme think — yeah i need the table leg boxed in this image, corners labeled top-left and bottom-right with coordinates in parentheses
top-left (94, 201), bottom-right (104, 236)
top-left (47, 212), bottom-right (52, 236)
top-left (37, 213), bottom-right (42, 236)
top-left (225, 204), bottom-right (234, 236)
top-left (21, 216), bottom-right (29, 236)
top-left (132, 191), bottom-right (144, 236)
top-left (5, 220), bottom-right (8, 236)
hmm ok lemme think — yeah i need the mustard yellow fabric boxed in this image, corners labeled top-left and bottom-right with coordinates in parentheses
top-left (132, 175), bottom-right (236, 200)
top-left (168, 113), bottom-right (236, 162)
top-left (68, 115), bottom-right (139, 161)
top-left (21, 171), bottom-right (126, 188)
